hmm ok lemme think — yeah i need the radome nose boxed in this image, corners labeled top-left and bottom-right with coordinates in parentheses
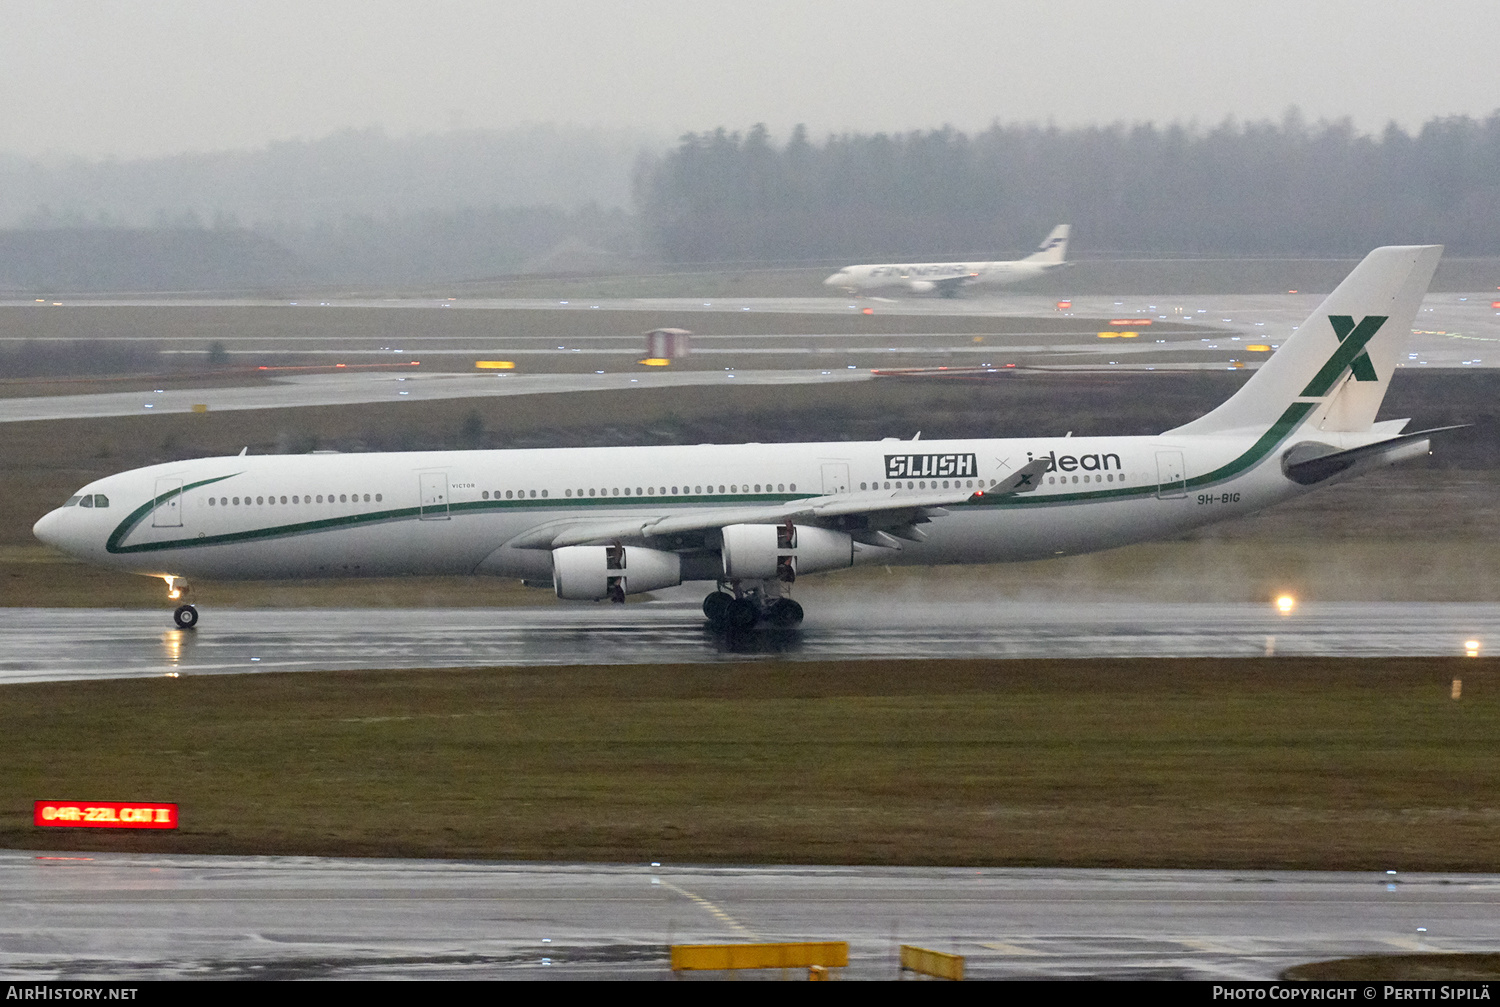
top-left (33, 509), bottom-right (62, 548)
top-left (823, 272), bottom-right (844, 286)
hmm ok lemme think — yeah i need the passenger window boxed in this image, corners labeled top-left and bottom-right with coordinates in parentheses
top-left (376, 494), bottom-right (383, 501)
top-left (540, 489), bottom-right (547, 498)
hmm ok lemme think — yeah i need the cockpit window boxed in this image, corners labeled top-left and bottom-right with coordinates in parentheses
top-left (79, 495), bottom-right (94, 508)
top-left (63, 496), bottom-right (82, 507)
top-left (93, 494), bottom-right (109, 508)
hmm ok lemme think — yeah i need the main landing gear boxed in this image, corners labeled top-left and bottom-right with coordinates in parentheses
top-left (164, 575), bottom-right (198, 630)
top-left (703, 583), bottom-right (804, 631)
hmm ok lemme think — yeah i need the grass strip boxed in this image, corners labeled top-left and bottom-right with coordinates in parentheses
top-left (2, 657), bottom-right (1497, 868)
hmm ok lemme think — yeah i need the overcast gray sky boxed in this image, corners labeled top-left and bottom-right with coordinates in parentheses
top-left (5, 0), bottom-right (1499, 159)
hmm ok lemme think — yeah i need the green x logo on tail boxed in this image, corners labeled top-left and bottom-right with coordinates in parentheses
top-left (1300, 315), bottom-right (1387, 397)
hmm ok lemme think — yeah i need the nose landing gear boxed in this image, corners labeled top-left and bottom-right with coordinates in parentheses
top-left (164, 575), bottom-right (198, 630)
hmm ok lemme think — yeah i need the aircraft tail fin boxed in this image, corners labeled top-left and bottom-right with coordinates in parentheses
top-left (1168, 245), bottom-right (1442, 437)
top-left (1021, 224), bottom-right (1070, 263)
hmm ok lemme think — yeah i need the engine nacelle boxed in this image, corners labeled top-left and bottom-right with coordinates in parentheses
top-left (552, 544), bottom-right (681, 601)
top-left (907, 280), bottom-right (936, 294)
top-left (720, 523), bottom-right (853, 582)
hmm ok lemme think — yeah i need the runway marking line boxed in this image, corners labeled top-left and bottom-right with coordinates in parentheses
top-left (655, 879), bottom-right (757, 940)
top-left (981, 941), bottom-right (1048, 956)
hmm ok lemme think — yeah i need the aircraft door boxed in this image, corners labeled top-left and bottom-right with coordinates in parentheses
top-left (419, 472), bottom-right (450, 520)
top-left (1155, 451), bottom-right (1187, 499)
top-left (152, 477), bottom-right (184, 528)
top-left (820, 462), bottom-right (850, 494)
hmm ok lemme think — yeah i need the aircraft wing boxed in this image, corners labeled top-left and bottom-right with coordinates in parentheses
top-left (930, 273), bottom-right (979, 294)
top-left (507, 458), bottom-right (1049, 550)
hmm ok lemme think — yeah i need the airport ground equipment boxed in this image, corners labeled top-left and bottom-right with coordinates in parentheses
top-left (899, 944), bottom-right (965, 980)
top-left (669, 941), bottom-right (848, 977)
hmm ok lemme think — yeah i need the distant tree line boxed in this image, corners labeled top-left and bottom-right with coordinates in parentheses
top-left (5, 113), bottom-right (1500, 291)
top-left (634, 112), bottom-right (1500, 262)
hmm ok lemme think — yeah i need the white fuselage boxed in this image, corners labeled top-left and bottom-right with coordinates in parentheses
top-left (823, 259), bottom-right (1061, 295)
top-left (31, 429), bottom-right (1345, 586)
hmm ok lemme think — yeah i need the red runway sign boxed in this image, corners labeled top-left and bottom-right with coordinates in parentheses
top-left (34, 801), bottom-right (178, 829)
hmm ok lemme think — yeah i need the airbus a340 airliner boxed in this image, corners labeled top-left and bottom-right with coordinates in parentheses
top-left (35, 245), bottom-right (1447, 631)
top-left (824, 224), bottom-right (1070, 295)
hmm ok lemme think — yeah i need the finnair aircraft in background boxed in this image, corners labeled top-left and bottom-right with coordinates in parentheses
top-left (35, 245), bottom-right (1449, 632)
top-left (823, 224), bottom-right (1070, 295)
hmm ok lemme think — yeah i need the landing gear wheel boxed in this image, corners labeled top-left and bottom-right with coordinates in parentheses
top-left (766, 598), bottom-right (804, 627)
top-left (173, 604), bottom-right (198, 630)
top-left (703, 591), bottom-right (732, 626)
top-left (724, 598), bottom-right (759, 631)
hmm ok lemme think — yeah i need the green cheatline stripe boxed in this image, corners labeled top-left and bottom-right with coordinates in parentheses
top-left (110, 401), bottom-right (1319, 552)
top-left (106, 474), bottom-right (239, 554)
top-left (987, 400), bottom-right (1317, 508)
top-left (107, 486), bottom-right (804, 554)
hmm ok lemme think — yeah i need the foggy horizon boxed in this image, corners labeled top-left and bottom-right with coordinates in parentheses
top-left (4, 1), bottom-right (1498, 160)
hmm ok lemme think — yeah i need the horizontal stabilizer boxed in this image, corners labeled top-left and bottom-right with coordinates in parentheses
top-left (1281, 425), bottom-right (1466, 485)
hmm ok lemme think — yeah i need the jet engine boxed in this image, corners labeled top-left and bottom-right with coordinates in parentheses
top-left (719, 523), bottom-right (853, 583)
top-left (907, 280), bottom-right (936, 294)
top-left (552, 544), bottom-right (681, 601)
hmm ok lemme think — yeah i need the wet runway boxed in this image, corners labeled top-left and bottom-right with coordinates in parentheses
top-left (3, 600), bottom-right (1495, 685)
top-left (3, 852), bottom-right (1496, 980)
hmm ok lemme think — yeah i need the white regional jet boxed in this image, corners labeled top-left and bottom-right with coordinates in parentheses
top-left (824, 224), bottom-right (1070, 296)
top-left (35, 245), bottom-right (1450, 632)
